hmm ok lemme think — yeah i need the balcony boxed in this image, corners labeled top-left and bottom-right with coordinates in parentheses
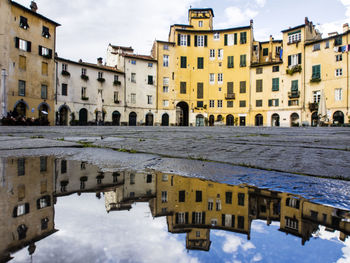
top-left (81, 96), bottom-right (89, 101)
top-left (309, 102), bottom-right (318, 112)
top-left (114, 100), bottom-right (120, 104)
top-left (288, 91), bottom-right (300, 99)
top-left (286, 65), bottom-right (302, 75)
top-left (113, 80), bottom-right (122, 86)
top-left (225, 93), bottom-right (235, 100)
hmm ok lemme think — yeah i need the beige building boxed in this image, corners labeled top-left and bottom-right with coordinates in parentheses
top-left (1, 1), bottom-right (59, 125)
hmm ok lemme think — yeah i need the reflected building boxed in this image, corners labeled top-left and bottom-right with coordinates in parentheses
top-left (0, 157), bottom-right (57, 262)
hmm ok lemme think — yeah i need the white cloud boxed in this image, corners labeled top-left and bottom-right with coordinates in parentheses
top-left (255, 0), bottom-right (267, 8)
top-left (252, 253), bottom-right (263, 262)
top-left (217, 6), bottom-right (258, 28)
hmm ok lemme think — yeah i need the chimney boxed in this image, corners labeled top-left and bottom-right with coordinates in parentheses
top-left (79, 59), bottom-right (83, 63)
top-left (269, 35), bottom-right (274, 42)
top-left (30, 1), bottom-right (38, 12)
top-left (305, 17), bottom-right (309, 25)
top-left (343, 23), bottom-right (349, 33)
top-left (97, 57), bottom-right (103, 66)
top-left (250, 19), bottom-right (254, 28)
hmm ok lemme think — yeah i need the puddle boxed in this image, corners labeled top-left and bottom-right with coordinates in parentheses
top-left (0, 157), bottom-right (349, 263)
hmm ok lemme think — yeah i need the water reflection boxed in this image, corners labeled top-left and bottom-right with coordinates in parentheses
top-left (0, 157), bottom-right (349, 262)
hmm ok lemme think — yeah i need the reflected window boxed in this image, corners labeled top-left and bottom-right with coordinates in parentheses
top-left (40, 180), bottom-right (47, 194)
top-left (13, 203), bottom-right (29, 217)
top-left (196, 231), bottom-right (200, 237)
top-left (18, 185), bottom-right (25, 201)
top-left (161, 191), bottom-right (167, 203)
top-left (196, 191), bottom-right (202, 202)
top-left (40, 157), bottom-right (47, 172)
top-left (179, 191), bottom-right (185, 202)
top-left (176, 212), bottom-right (188, 224)
top-left (41, 218), bottom-right (49, 230)
top-left (211, 219), bottom-right (218, 226)
top-left (225, 191), bottom-right (232, 204)
top-left (216, 199), bottom-right (221, 211)
top-left (162, 174), bottom-right (168, 182)
top-left (130, 192), bottom-right (135, 198)
top-left (238, 216), bottom-right (244, 229)
top-left (161, 207), bottom-right (167, 213)
top-left (80, 176), bottom-right (88, 190)
top-left (238, 193), bottom-right (245, 206)
top-left (81, 162), bottom-right (86, 170)
top-left (130, 174), bottom-right (135, 184)
top-left (286, 197), bottom-right (300, 209)
top-left (37, 196), bottom-right (51, 209)
top-left (61, 160), bottom-right (67, 174)
top-left (97, 172), bottom-right (104, 185)
top-left (147, 174), bottom-right (152, 183)
top-left (193, 212), bottom-right (203, 224)
top-left (208, 199), bottom-right (213, 211)
top-left (17, 224), bottom-right (28, 240)
top-left (260, 205), bottom-right (267, 213)
top-left (18, 158), bottom-right (25, 176)
top-left (112, 172), bottom-right (119, 183)
top-left (285, 217), bottom-right (298, 230)
top-left (311, 210), bottom-right (318, 220)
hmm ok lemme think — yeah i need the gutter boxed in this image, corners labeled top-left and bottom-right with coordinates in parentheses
top-left (1, 69), bottom-right (7, 117)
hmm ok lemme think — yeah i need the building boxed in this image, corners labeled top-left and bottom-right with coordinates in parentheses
top-left (106, 45), bottom-right (157, 126)
top-left (0, 1), bottom-right (60, 125)
top-left (55, 57), bottom-right (125, 125)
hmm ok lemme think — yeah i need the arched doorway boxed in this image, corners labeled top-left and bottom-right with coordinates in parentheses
top-left (311, 112), bottom-right (318, 127)
top-left (13, 101), bottom-right (28, 117)
top-left (161, 113), bottom-right (169, 126)
top-left (255, 114), bottom-right (263, 126)
top-left (217, 115), bottom-right (223, 122)
top-left (176, 102), bottom-right (189, 126)
top-left (112, 111), bottom-right (121, 126)
top-left (129, 112), bottom-right (137, 126)
top-left (196, 114), bottom-right (204, 126)
top-left (333, 111), bottom-right (344, 125)
top-left (145, 113), bottom-right (154, 126)
top-left (59, 105), bottom-right (69, 126)
top-left (209, 115), bottom-right (215, 126)
top-left (226, 115), bottom-right (234, 126)
top-left (38, 103), bottom-right (49, 124)
top-left (290, 113), bottom-right (300, 127)
top-left (79, 108), bottom-right (88, 125)
top-left (271, 114), bottom-right (280, 127)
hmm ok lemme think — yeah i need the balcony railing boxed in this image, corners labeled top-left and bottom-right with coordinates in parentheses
top-left (308, 102), bottom-right (318, 112)
top-left (288, 91), bottom-right (300, 99)
top-left (225, 93), bottom-right (235, 100)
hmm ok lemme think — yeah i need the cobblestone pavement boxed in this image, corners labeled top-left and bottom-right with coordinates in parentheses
top-left (0, 126), bottom-right (349, 179)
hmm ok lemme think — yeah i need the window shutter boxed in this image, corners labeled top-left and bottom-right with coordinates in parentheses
top-left (15, 37), bottom-right (19, 48)
top-left (204, 35), bottom-right (208, 47)
top-left (177, 34), bottom-right (181, 46)
top-left (224, 34), bottom-right (228, 46)
top-left (37, 199), bottom-right (41, 209)
top-left (187, 35), bottom-right (191, 46)
top-left (185, 212), bottom-right (189, 224)
top-left (197, 83), bottom-right (203, 99)
top-left (192, 212), bottom-right (195, 224)
top-left (276, 99), bottom-right (279, 107)
top-left (288, 55), bottom-right (291, 66)
top-left (222, 214), bottom-right (225, 226)
top-left (234, 33), bottom-right (237, 45)
top-left (39, 46), bottom-right (42, 56)
top-left (25, 203), bottom-right (30, 213)
top-left (175, 213), bottom-right (179, 224)
top-left (231, 215), bottom-right (235, 227)
top-left (46, 196), bottom-right (51, 206)
top-left (227, 82), bottom-right (233, 94)
top-left (27, 41), bottom-right (31, 52)
top-left (49, 49), bottom-right (53, 59)
top-left (268, 100), bottom-right (272, 107)
top-left (13, 207), bottom-right (18, 218)
top-left (194, 35), bottom-right (198, 47)
top-left (202, 212), bottom-right (206, 224)
top-left (298, 53), bottom-right (302, 64)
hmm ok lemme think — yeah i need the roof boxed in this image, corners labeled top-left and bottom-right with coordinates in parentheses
top-left (123, 53), bottom-right (157, 62)
top-left (175, 25), bottom-right (251, 34)
top-left (11, 1), bottom-right (60, 26)
top-left (189, 8), bottom-right (215, 17)
top-left (281, 24), bottom-right (305, 33)
top-left (156, 40), bottom-right (176, 45)
top-left (305, 30), bottom-right (349, 46)
top-left (259, 40), bottom-right (283, 44)
top-left (172, 24), bottom-right (194, 28)
top-left (109, 44), bottom-right (134, 51)
top-left (56, 57), bottom-right (125, 74)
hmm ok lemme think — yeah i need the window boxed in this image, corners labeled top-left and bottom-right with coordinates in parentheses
top-left (42, 26), bottom-right (50, 38)
top-left (263, 48), bottom-right (268, 56)
top-left (197, 83), bottom-right (204, 99)
top-left (218, 73), bottom-right (223, 83)
top-left (256, 80), bottom-right (263, 92)
top-left (240, 55), bottom-right (246, 67)
top-left (163, 55), bottom-right (169, 67)
top-left (148, 75), bottom-right (153, 85)
top-left (209, 100), bottom-right (214, 108)
top-left (41, 218), bottom-right (49, 230)
top-left (227, 101), bottom-right (233, 108)
top-left (41, 85), bottom-right (47, 99)
top-left (162, 174), bottom-right (168, 181)
top-left (18, 80), bottom-right (26, 96)
top-left (272, 78), bottom-right (279, 91)
top-left (177, 212), bottom-right (186, 224)
top-left (147, 95), bottom-right (152, 104)
top-left (208, 199), bottom-right (214, 210)
top-left (199, 21), bottom-right (203, 27)
top-left (336, 54), bottom-right (343, 62)
top-left (41, 62), bottom-right (48, 75)
top-left (213, 32), bottom-right (220, 40)
top-left (18, 158), bottom-right (25, 176)
top-left (256, 100), bottom-right (263, 107)
top-left (129, 173), bottom-right (135, 185)
top-left (19, 55), bottom-right (26, 70)
top-left (180, 82), bottom-right (187, 94)
top-left (210, 49), bottom-right (215, 59)
top-left (240, 32), bottom-right (247, 44)
top-left (216, 199), bottom-right (222, 211)
top-left (272, 66), bottom-right (279, 72)
top-left (238, 216), bottom-right (245, 229)
top-left (335, 36), bottom-right (343, 46)
top-left (227, 82), bottom-right (234, 94)
top-left (60, 160), bottom-right (67, 174)
top-left (225, 192), bottom-right (232, 204)
top-left (19, 16), bottom-right (29, 29)
top-left (98, 72), bottom-right (103, 79)
top-left (291, 80), bottom-right (298, 92)
top-left (130, 60), bottom-right (136, 65)
top-left (81, 87), bottom-right (87, 99)
top-left (197, 35), bottom-right (205, 47)
top-left (39, 46), bottom-right (52, 58)
top-left (312, 65), bottom-right (321, 79)
top-left (60, 84), bottom-right (67, 96)
top-left (228, 56), bottom-right (234, 68)
top-left (335, 88), bottom-right (342, 101)
top-left (268, 99), bottom-right (279, 107)
top-left (131, 93), bottom-right (136, 104)
top-left (240, 81), bottom-right (246, 93)
top-left (286, 198), bottom-right (300, 209)
top-left (40, 157), bottom-right (47, 172)
top-left (193, 212), bottom-right (203, 224)
top-left (180, 56), bottom-right (187, 68)
top-left (38, 196), bottom-right (51, 209)
top-left (256, 68), bottom-right (263, 74)
top-left (179, 190), bottom-right (185, 202)
top-left (288, 31), bottom-right (301, 43)
top-left (209, 73), bottom-right (215, 84)
top-left (288, 53), bottom-right (302, 67)
top-left (218, 100), bottom-right (223, 108)
top-left (196, 191), bottom-right (202, 202)
top-left (163, 100), bottom-right (169, 107)
top-left (161, 191), bottom-right (168, 203)
top-left (285, 217), bottom-right (299, 230)
top-left (62, 64), bottom-right (67, 71)
top-left (81, 68), bottom-right (87, 76)
top-left (114, 91), bottom-right (119, 103)
top-left (163, 86), bottom-right (168, 93)
top-left (224, 33), bottom-right (236, 46)
top-left (313, 43), bottom-right (321, 51)
top-left (131, 73), bottom-right (136, 83)
top-left (240, 100), bottom-right (246, 107)
top-left (180, 34), bottom-right (188, 46)
top-left (16, 38), bottom-right (31, 52)
top-left (313, 90), bottom-right (321, 103)
top-left (198, 57), bottom-right (204, 69)
top-left (218, 49), bottom-right (223, 60)
top-left (336, 68), bottom-right (343, 76)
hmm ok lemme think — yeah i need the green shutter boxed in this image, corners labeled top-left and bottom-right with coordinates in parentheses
top-left (291, 80), bottom-right (298, 91)
top-left (181, 56), bottom-right (187, 68)
top-left (204, 35), bottom-right (208, 47)
top-left (224, 34), bottom-right (228, 46)
top-left (228, 56), bottom-right (234, 68)
top-left (272, 78), bottom-right (279, 91)
top-left (312, 65), bottom-right (321, 79)
top-left (234, 33), bottom-right (237, 45)
top-left (268, 100), bottom-right (273, 107)
top-left (187, 35), bottom-right (191, 46)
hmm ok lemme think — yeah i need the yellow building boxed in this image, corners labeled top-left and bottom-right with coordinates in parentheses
top-left (1, 1), bottom-right (60, 125)
top-left (153, 8), bottom-right (253, 126)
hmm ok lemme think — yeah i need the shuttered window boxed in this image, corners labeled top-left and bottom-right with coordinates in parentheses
top-left (197, 83), bottom-right (204, 99)
top-left (180, 82), bottom-right (186, 94)
top-left (272, 78), bottom-right (279, 91)
top-left (240, 81), bottom-right (246, 93)
top-left (312, 65), bottom-right (321, 79)
top-left (197, 57), bottom-right (204, 69)
top-left (228, 56), bottom-right (234, 68)
top-left (256, 80), bottom-right (263, 92)
top-left (227, 82), bottom-right (234, 94)
top-left (180, 56), bottom-right (187, 68)
top-left (240, 55), bottom-right (246, 67)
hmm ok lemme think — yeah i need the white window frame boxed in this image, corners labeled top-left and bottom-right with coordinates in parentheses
top-left (178, 212), bottom-right (185, 224)
top-left (198, 21), bottom-right (203, 27)
top-left (313, 91), bottom-right (321, 103)
top-left (210, 49), bottom-right (215, 60)
top-left (161, 191), bottom-right (167, 203)
top-left (197, 35), bottom-right (204, 47)
top-left (131, 93), bottom-right (136, 104)
top-left (180, 34), bottom-right (187, 46)
top-left (218, 49), bottom-right (223, 60)
top-left (209, 73), bottom-right (215, 84)
top-left (163, 55), bottom-right (169, 67)
top-left (41, 47), bottom-right (49, 56)
top-left (209, 100), bottom-right (214, 108)
top-left (335, 88), bottom-right (342, 101)
top-left (227, 34), bottom-right (234, 46)
top-left (147, 95), bottom-right (153, 105)
top-left (288, 32), bottom-right (301, 43)
top-left (194, 212), bottom-right (202, 224)
top-left (17, 204), bottom-right (26, 216)
top-left (290, 54), bottom-right (299, 67)
top-left (39, 198), bottom-right (48, 209)
top-left (163, 77), bottom-right (169, 85)
top-left (218, 73), bottom-right (223, 84)
top-left (163, 100), bottom-right (169, 107)
top-left (336, 68), bottom-right (343, 76)
top-left (214, 32), bottom-right (220, 40)
top-left (336, 54), bottom-right (343, 62)
top-left (218, 100), bottom-right (223, 108)
top-left (19, 39), bottom-right (27, 51)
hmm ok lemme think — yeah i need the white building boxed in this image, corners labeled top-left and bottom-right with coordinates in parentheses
top-left (106, 44), bottom-right (157, 126)
top-left (56, 57), bottom-right (125, 125)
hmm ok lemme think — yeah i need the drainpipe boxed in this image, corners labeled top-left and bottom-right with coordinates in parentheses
top-left (303, 43), bottom-right (306, 124)
top-left (347, 32), bottom-right (349, 120)
top-left (1, 69), bottom-right (7, 118)
top-left (124, 57), bottom-right (127, 113)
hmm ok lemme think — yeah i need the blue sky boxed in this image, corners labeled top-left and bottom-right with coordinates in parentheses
top-left (13, 0), bottom-right (350, 63)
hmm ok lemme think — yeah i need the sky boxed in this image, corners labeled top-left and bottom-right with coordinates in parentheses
top-left (12, 0), bottom-right (350, 63)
